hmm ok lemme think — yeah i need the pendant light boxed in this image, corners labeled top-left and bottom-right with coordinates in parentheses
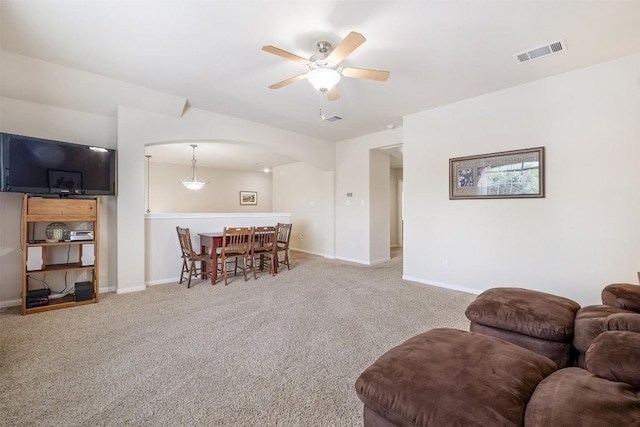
top-left (181, 144), bottom-right (209, 191)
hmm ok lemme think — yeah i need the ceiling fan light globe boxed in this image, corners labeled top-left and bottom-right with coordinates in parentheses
top-left (307, 68), bottom-right (341, 92)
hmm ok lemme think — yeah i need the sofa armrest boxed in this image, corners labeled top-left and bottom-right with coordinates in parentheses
top-left (601, 283), bottom-right (640, 312)
top-left (586, 331), bottom-right (640, 389)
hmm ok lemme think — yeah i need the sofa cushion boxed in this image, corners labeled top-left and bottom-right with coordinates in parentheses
top-left (524, 368), bottom-right (640, 426)
top-left (602, 283), bottom-right (640, 312)
top-left (586, 331), bottom-right (640, 390)
top-left (355, 328), bottom-right (557, 427)
top-left (469, 321), bottom-right (573, 368)
top-left (465, 287), bottom-right (580, 342)
top-left (573, 305), bottom-right (631, 353)
top-left (606, 312), bottom-right (640, 333)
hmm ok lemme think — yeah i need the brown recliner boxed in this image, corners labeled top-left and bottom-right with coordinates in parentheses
top-left (573, 283), bottom-right (640, 367)
top-left (524, 330), bottom-right (640, 426)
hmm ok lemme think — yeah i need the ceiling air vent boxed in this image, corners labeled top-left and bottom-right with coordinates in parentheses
top-left (514, 39), bottom-right (566, 63)
top-left (324, 115), bottom-right (342, 122)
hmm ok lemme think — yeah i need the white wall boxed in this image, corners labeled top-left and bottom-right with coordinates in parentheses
top-left (335, 128), bottom-right (403, 264)
top-left (272, 162), bottom-right (327, 256)
top-left (403, 54), bottom-right (640, 307)
top-left (0, 97), bottom-right (117, 305)
top-left (147, 161), bottom-right (273, 213)
top-left (369, 149), bottom-right (391, 263)
top-left (390, 169), bottom-right (403, 247)
top-left (2, 51), bottom-right (186, 118)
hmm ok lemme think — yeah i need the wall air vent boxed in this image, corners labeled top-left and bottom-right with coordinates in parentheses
top-left (514, 39), bottom-right (567, 63)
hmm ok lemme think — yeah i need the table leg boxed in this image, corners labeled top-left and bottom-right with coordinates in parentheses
top-left (211, 236), bottom-right (223, 285)
top-left (211, 250), bottom-right (219, 284)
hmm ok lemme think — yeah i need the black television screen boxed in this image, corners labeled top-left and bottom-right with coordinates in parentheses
top-left (0, 133), bottom-right (117, 196)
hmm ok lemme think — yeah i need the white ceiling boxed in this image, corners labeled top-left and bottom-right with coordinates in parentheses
top-left (1, 1), bottom-right (639, 169)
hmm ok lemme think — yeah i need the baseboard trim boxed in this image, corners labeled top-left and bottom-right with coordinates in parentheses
top-left (402, 275), bottom-right (482, 296)
top-left (116, 286), bottom-right (147, 295)
top-left (146, 277), bottom-right (180, 287)
top-left (0, 298), bottom-right (22, 309)
top-left (289, 247), bottom-right (325, 257)
top-left (335, 256), bottom-right (369, 265)
top-left (369, 257), bottom-right (391, 265)
top-left (334, 256), bottom-right (392, 266)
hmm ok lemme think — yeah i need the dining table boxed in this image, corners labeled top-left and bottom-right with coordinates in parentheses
top-left (199, 229), bottom-right (278, 284)
top-left (198, 232), bottom-right (223, 284)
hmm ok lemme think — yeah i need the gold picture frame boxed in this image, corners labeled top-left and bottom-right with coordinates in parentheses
top-left (239, 191), bottom-right (257, 205)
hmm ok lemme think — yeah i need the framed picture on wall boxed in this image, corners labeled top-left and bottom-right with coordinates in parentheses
top-left (239, 191), bottom-right (258, 205)
top-left (449, 147), bottom-right (545, 199)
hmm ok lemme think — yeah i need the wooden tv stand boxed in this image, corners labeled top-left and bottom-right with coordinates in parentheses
top-left (20, 195), bottom-right (100, 315)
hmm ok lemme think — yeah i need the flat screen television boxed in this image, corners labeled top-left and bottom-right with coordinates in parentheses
top-left (0, 133), bottom-right (117, 196)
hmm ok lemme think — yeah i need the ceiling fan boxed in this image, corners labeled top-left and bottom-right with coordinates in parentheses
top-left (262, 31), bottom-right (390, 101)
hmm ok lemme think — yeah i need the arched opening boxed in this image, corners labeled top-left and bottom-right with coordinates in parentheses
top-left (144, 140), bottom-right (298, 213)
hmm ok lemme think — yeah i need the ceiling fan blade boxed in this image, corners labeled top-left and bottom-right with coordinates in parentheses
top-left (327, 31), bottom-right (366, 63)
top-left (268, 74), bottom-right (307, 89)
top-left (326, 86), bottom-right (340, 102)
top-left (262, 45), bottom-right (310, 65)
top-left (341, 67), bottom-right (390, 81)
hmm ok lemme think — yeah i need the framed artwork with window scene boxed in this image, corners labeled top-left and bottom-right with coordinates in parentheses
top-left (449, 147), bottom-right (545, 199)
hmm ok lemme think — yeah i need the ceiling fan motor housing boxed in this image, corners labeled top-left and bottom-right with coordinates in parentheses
top-left (310, 41), bottom-right (333, 62)
top-left (316, 41), bottom-right (332, 53)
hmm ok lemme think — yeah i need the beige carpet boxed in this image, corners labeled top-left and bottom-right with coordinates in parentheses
top-left (0, 250), bottom-right (475, 426)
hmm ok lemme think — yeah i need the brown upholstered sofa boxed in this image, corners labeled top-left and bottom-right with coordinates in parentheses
top-left (573, 283), bottom-right (640, 367)
top-left (354, 284), bottom-right (640, 426)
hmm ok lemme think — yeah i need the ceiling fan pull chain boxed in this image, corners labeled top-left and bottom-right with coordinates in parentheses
top-left (319, 93), bottom-right (326, 120)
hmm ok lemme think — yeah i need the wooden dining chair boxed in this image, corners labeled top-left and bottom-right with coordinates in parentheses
top-left (218, 227), bottom-right (253, 285)
top-left (176, 226), bottom-right (212, 288)
top-left (250, 226), bottom-right (277, 279)
top-left (275, 222), bottom-right (292, 272)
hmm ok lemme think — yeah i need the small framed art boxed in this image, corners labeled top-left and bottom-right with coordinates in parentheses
top-left (239, 191), bottom-right (258, 205)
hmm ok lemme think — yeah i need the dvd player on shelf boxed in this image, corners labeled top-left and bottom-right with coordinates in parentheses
top-left (69, 230), bottom-right (94, 241)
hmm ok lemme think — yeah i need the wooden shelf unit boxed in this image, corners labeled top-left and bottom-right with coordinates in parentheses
top-left (21, 195), bottom-right (100, 315)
